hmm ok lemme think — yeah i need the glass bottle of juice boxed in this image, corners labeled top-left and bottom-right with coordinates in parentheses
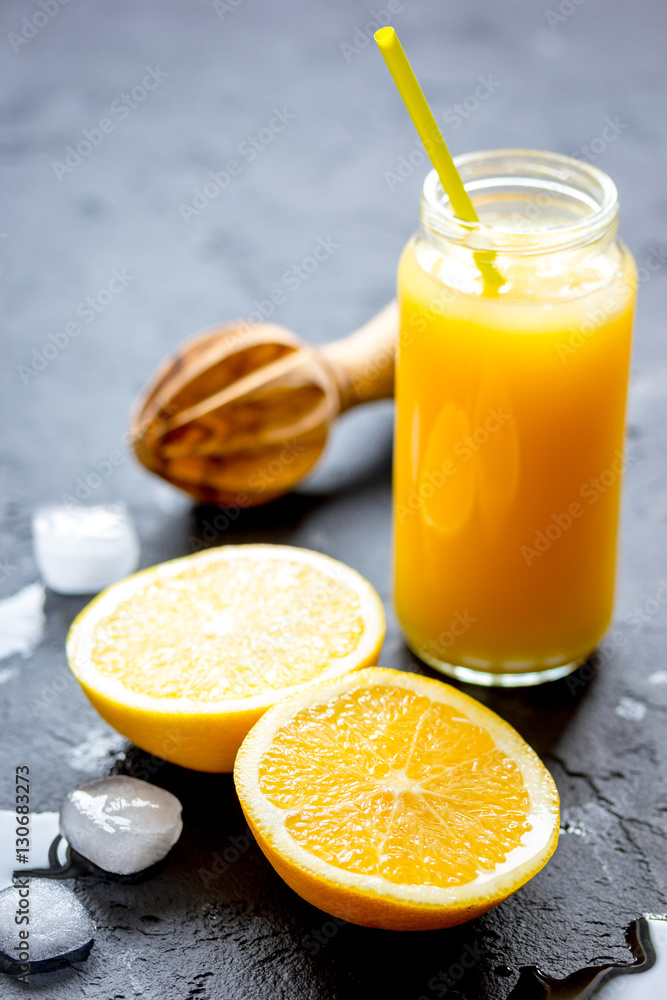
top-left (394, 150), bottom-right (636, 686)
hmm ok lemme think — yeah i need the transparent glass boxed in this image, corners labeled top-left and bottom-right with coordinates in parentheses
top-left (393, 150), bottom-right (636, 686)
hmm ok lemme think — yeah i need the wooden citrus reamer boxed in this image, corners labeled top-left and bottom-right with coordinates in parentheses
top-left (130, 302), bottom-right (398, 507)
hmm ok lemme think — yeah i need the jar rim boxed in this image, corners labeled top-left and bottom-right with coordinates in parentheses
top-left (420, 149), bottom-right (619, 255)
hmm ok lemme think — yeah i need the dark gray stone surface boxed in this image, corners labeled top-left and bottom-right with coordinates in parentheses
top-left (1, 0), bottom-right (666, 997)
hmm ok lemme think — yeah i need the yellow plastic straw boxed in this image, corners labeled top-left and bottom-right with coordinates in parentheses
top-left (374, 26), bottom-right (503, 290)
top-left (375, 26), bottom-right (476, 221)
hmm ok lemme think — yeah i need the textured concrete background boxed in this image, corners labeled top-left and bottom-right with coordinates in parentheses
top-left (1, 0), bottom-right (666, 997)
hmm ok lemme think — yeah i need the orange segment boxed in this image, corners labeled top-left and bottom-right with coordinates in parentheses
top-left (235, 668), bottom-right (559, 930)
top-left (66, 545), bottom-right (385, 772)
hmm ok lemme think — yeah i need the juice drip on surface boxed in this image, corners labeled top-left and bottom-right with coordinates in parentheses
top-left (508, 917), bottom-right (667, 999)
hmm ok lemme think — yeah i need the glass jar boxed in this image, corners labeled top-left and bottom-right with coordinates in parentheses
top-left (393, 149), bottom-right (636, 686)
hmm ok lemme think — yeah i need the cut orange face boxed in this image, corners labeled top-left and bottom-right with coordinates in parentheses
top-left (66, 545), bottom-right (385, 772)
top-left (234, 668), bottom-right (559, 930)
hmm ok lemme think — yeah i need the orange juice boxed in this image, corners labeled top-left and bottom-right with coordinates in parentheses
top-left (393, 151), bottom-right (636, 685)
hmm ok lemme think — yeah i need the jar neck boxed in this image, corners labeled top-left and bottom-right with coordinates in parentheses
top-left (419, 150), bottom-right (619, 258)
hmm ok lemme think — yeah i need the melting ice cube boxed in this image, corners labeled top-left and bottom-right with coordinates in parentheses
top-left (59, 776), bottom-right (183, 875)
top-left (32, 503), bottom-right (140, 594)
top-left (0, 879), bottom-right (95, 966)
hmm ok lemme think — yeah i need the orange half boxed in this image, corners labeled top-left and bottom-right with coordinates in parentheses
top-left (234, 668), bottom-right (559, 930)
top-left (66, 545), bottom-right (385, 772)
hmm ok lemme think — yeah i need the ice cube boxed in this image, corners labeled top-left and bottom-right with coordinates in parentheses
top-left (59, 776), bottom-right (183, 875)
top-left (32, 503), bottom-right (140, 595)
top-left (0, 879), bottom-right (95, 964)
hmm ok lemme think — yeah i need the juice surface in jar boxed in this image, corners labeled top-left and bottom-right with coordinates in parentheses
top-left (393, 151), bottom-right (636, 686)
